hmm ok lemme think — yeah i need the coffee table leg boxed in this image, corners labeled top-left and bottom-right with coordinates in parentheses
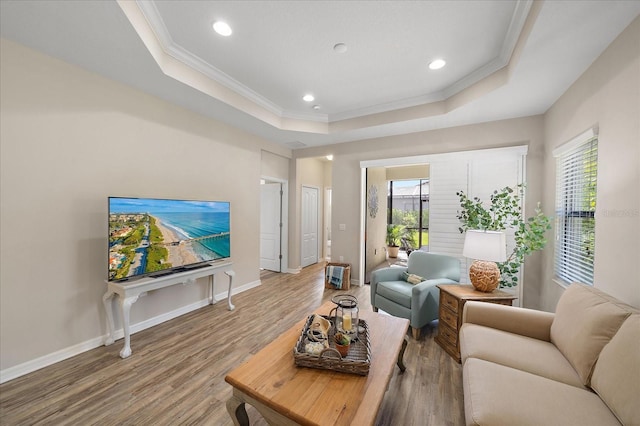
top-left (227, 393), bottom-right (250, 426)
top-left (397, 335), bottom-right (409, 372)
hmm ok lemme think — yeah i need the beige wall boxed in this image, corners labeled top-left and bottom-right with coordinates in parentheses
top-left (365, 167), bottom-right (388, 281)
top-left (0, 39), bottom-right (290, 371)
top-left (386, 164), bottom-right (430, 181)
top-left (540, 17), bottom-right (640, 310)
top-left (261, 150), bottom-right (290, 181)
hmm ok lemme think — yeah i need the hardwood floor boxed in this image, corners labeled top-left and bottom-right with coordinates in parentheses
top-left (0, 263), bottom-right (464, 425)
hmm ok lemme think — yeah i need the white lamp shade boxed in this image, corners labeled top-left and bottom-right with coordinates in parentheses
top-left (463, 230), bottom-right (507, 262)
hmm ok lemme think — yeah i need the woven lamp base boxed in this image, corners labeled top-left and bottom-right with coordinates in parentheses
top-left (469, 260), bottom-right (500, 292)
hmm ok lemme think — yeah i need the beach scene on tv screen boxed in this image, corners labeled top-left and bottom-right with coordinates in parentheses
top-left (109, 198), bottom-right (230, 281)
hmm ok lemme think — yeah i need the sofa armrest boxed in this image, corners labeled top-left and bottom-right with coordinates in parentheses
top-left (370, 266), bottom-right (407, 307)
top-left (462, 301), bottom-right (555, 342)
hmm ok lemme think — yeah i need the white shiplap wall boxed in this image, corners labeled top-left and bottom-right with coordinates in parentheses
top-left (428, 150), bottom-right (526, 305)
top-left (429, 161), bottom-right (469, 269)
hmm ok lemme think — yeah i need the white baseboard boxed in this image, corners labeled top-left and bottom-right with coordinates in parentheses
top-left (0, 334), bottom-right (108, 385)
top-left (0, 279), bottom-right (261, 384)
top-left (287, 267), bottom-right (301, 274)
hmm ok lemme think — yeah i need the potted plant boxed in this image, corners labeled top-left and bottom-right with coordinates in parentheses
top-left (401, 228), bottom-right (417, 255)
top-left (456, 184), bottom-right (551, 288)
top-left (386, 224), bottom-right (404, 258)
top-left (334, 332), bottom-right (351, 357)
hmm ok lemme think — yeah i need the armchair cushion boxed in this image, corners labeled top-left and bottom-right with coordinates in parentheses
top-left (377, 280), bottom-right (413, 308)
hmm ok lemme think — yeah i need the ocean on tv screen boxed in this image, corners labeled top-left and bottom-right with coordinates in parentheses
top-left (108, 197), bottom-right (230, 281)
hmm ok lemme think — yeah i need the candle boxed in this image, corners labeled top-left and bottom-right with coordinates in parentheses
top-left (343, 313), bottom-right (352, 331)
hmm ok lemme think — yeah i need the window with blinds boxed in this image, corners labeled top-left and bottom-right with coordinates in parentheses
top-left (553, 130), bottom-right (598, 285)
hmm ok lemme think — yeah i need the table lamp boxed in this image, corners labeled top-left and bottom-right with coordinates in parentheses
top-left (463, 230), bottom-right (507, 292)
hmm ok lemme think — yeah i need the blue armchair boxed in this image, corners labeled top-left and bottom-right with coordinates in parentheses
top-left (370, 251), bottom-right (461, 339)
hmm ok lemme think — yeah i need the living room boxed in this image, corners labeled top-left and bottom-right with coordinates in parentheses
top-left (1, 1), bottom-right (638, 424)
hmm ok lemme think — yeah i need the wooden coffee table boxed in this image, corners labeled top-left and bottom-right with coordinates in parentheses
top-left (225, 300), bottom-right (410, 425)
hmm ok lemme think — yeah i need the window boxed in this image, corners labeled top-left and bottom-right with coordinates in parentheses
top-left (553, 129), bottom-right (598, 285)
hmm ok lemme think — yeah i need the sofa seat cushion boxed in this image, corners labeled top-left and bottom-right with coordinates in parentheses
top-left (591, 315), bottom-right (640, 425)
top-left (376, 280), bottom-right (412, 308)
top-left (460, 323), bottom-right (584, 389)
top-left (463, 358), bottom-right (620, 426)
top-left (550, 283), bottom-right (634, 385)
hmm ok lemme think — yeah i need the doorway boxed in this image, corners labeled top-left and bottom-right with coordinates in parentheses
top-left (260, 178), bottom-right (289, 273)
top-left (363, 166), bottom-right (429, 283)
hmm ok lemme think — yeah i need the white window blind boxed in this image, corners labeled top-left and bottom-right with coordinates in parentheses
top-left (554, 131), bottom-right (598, 285)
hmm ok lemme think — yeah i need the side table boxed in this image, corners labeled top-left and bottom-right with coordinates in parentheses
top-left (435, 284), bottom-right (516, 363)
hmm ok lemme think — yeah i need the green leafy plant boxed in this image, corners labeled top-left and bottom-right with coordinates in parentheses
top-left (334, 332), bottom-right (350, 346)
top-left (456, 184), bottom-right (551, 288)
top-left (386, 224), bottom-right (405, 247)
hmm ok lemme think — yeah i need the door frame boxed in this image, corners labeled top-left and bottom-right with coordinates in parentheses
top-left (301, 185), bottom-right (320, 268)
top-left (261, 176), bottom-right (289, 273)
top-left (324, 187), bottom-right (332, 260)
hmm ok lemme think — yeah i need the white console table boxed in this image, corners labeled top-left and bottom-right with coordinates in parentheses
top-left (103, 261), bottom-right (235, 358)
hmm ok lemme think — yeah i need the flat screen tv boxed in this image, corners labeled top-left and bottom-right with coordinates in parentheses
top-left (108, 197), bottom-right (230, 282)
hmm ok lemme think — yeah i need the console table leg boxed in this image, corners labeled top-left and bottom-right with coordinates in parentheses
top-left (226, 393), bottom-right (250, 426)
top-left (118, 295), bottom-right (139, 359)
top-left (208, 274), bottom-right (215, 305)
top-left (225, 270), bottom-right (236, 311)
top-left (397, 335), bottom-right (409, 373)
top-left (102, 290), bottom-right (116, 346)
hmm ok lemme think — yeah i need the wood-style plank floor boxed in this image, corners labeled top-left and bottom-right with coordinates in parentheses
top-left (0, 263), bottom-right (464, 425)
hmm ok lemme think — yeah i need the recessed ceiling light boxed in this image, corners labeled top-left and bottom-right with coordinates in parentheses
top-left (333, 43), bottom-right (347, 53)
top-left (303, 94), bottom-right (315, 102)
top-left (326, 155), bottom-right (334, 161)
top-left (213, 21), bottom-right (232, 37)
top-left (429, 59), bottom-right (446, 70)
top-left (313, 105), bottom-right (321, 110)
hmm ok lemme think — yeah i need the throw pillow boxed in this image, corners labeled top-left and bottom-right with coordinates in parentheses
top-left (402, 271), bottom-right (425, 285)
top-left (550, 283), bottom-right (632, 386)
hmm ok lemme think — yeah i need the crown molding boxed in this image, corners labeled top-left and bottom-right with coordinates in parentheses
top-left (329, 91), bottom-right (447, 122)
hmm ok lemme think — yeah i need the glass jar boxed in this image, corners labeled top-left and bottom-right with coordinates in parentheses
top-left (331, 294), bottom-right (359, 338)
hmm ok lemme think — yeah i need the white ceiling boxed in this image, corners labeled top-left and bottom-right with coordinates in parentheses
top-left (1, 1), bottom-right (639, 150)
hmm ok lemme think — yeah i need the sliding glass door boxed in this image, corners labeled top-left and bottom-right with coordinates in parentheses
top-left (387, 179), bottom-right (429, 251)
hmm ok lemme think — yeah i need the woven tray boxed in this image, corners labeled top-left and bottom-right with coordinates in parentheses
top-left (293, 315), bottom-right (371, 376)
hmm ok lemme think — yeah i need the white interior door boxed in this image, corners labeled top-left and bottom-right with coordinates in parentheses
top-left (260, 183), bottom-right (282, 272)
top-left (301, 186), bottom-right (319, 268)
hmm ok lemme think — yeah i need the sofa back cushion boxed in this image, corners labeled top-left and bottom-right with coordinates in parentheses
top-left (591, 315), bottom-right (640, 425)
top-left (550, 283), bottom-right (633, 385)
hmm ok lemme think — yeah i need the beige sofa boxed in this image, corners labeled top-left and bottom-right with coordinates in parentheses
top-left (459, 283), bottom-right (639, 426)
